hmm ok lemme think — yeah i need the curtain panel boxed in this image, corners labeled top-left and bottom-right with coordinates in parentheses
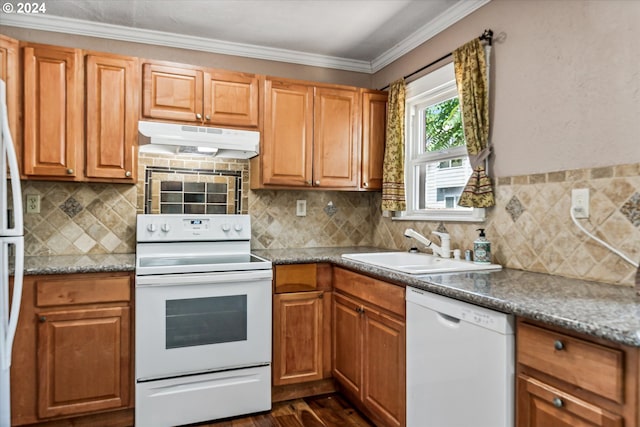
top-left (454, 39), bottom-right (495, 208)
top-left (381, 79), bottom-right (406, 212)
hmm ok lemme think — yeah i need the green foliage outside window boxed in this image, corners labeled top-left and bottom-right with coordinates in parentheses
top-left (424, 97), bottom-right (465, 152)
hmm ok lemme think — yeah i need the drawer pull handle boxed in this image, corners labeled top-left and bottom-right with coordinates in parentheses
top-left (39, 316), bottom-right (47, 323)
top-left (552, 397), bottom-right (564, 408)
top-left (554, 340), bottom-right (565, 351)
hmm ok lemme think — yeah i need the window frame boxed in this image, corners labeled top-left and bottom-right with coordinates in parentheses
top-left (395, 62), bottom-right (485, 222)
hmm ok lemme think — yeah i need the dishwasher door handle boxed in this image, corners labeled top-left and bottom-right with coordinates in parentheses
top-left (436, 311), bottom-right (462, 328)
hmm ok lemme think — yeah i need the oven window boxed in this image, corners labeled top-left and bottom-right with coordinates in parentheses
top-left (165, 295), bottom-right (247, 349)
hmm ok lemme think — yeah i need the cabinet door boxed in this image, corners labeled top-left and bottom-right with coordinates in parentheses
top-left (23, 44), bottom-right (82, 178)
top-left (332, 293), bottom-right (363, 397)
top-left (0, 35), bottom-right (20, 153)
top-left (313, 87), bottom-right (359, 188)
top-left (37, 306), bottom-right (131, 418)
top-left (142, 63), bottom-right (203, 122)
top-left (517, 375), bottom-right (622, 427)
top-left (262, 79), bottom-right (313, 186)
top-left (204, 70), bottom-right (258, 128)
top-left (86, 54), bottom-right (138, 181)
top-left (363, 307), bottom-right (406, 427)
top-left (273, 291), bottom-right (324, 385)
top-left (361, 90), bottom-right (387, 190)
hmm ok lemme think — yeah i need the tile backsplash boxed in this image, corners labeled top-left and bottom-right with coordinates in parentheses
top-left (22, 181), bottom-right (137, 255)
top-left (372, 163), bottom-right (640, 286)
top-left (21, 158), bottom-right (639, 286)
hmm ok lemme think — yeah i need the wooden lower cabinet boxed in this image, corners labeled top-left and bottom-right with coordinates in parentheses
top-left (273, 291), bottom-right (325, 385)
top-left (37, 306), bottom-right (131, 418)
top-left (272, 264), bottom-right (335, 402)
top-left (333, 268), bottom-right (406, 427)
top-left (11, 272), bottom-right (133, 426)
top-left (516, 319), bottom-right (639, 427)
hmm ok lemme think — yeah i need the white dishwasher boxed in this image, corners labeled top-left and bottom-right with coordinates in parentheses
top-left (406, 287), bottom-right (515, 427)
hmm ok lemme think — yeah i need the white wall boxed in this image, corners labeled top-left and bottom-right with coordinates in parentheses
top-left (373, 0), bottom-right (640, 177)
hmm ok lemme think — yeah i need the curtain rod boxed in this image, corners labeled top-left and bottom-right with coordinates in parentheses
top-left (379, 29), bottom-right (493, 91)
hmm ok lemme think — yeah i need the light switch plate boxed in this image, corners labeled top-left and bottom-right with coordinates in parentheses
top-left (296, 200), bottom-right (307, 216)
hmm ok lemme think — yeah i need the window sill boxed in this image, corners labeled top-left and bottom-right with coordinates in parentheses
top-left (392, 208), bottom-right (486, 223)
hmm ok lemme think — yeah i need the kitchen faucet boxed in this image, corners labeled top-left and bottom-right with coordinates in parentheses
top-left (404, 228), bottom-right (451, 258)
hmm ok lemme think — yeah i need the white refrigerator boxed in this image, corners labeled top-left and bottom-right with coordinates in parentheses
top-left (0, 78), bottom-right (24, 427)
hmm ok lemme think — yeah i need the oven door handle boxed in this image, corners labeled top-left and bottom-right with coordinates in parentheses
top-left (135, 270), bottom-right (273, 287)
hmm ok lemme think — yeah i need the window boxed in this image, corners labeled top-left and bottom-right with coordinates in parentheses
top-left (399, 63), bottom-right (485, 222)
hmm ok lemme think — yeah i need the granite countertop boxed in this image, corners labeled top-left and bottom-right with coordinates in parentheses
top-left (14, 253), bottom-right (136, 275)
top-left (13, 247), bottom-right (640, 347)
top-left (253, 247), bottom-right (640, 347)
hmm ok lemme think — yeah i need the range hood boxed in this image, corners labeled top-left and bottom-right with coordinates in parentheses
top-left (138, 121), bottom-right (259, 159)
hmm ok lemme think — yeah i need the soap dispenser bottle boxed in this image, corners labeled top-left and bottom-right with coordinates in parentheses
top-left (473, 229), bottom-right (491, 264)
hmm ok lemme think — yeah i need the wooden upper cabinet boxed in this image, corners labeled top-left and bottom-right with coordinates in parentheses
top-left (142, 61), bottom-right (259, 128)
top-left (142, 63), bottom-right (203, 122)
top-left (85, 54), bottom-right (139, 181)
top-left (204, 70), bottom-right (258, 127)
top-left (262, 78), bottom-right (314, 186)
top-left (313, 87), bottom-right (359, 188)
top-left (361, 90), bottom-right (387, 190)
top-left (23, 44), bottom-right (83, 179)
top-left (0, 35), bottom-right (20, 152)
top-left (258, 78), bottom-right (360, 189)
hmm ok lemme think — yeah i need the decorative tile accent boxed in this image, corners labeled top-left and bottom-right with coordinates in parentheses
top-left (324, 202), bottom-right (338, 217)
top-left (620, 192), bottom-right (640, 227)
top-left (505, 195), bottom-right (525, 222)
top-left (59, 197), bottom-right (83, 218)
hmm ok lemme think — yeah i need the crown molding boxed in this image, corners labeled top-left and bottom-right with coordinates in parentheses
top-left (371, 0), bottom-right (492, 73)
top-left (0, 13), bottom-right (373, 72)
top-left (1, 1), bottom-right (490, 74)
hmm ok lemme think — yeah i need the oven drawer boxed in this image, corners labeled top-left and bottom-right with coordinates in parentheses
top-left (136, 365), bottom-right (270, 427)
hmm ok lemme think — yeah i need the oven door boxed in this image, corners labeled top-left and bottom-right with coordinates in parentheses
top-left (135, 270), bottom-right (272, 381)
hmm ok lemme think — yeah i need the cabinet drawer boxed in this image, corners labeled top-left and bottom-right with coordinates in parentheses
top-left (518, 375), bottom-right (622, 427)
top-left (36, 274), bottom-right (131, 307)
top-left (333, 268), bottom-right (404, 318)
top-left (274, 264), bottom-right (317, 293)
top-left (518, 323), bottom-right (624, 403)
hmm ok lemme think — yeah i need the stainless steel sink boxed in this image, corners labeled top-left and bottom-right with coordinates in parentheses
top-left (341, 252), bottom-right (502, 274)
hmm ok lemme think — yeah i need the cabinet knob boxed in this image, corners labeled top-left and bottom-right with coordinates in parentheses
top-left (306, 180), bottom-right (312, 186)
top-left (205, 115), bottom-right (211, 121)
top-left (363, 182), bottom-right (368, 187)
top-left (356, 306), bottom-right (364, 314)
top-left (314, 180), bottom-right (320, 186)
top-left (552, 397), bottom-right (564, 408)
top-left (318, 293), bottom-right (324, 299)
top-left (554, 340), bottom-right (565, 351)
top-left (125, 171), bottom-right (132, 177)
top-left (66, 168), bottom-right (74, 175)
top-left (39, 316), bottom-right (46, 323)
top-left (196, 113), bottom-right (202, 120)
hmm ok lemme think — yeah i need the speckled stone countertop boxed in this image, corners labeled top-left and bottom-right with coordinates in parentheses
top-left (11, 254), bottom-right (136, 275)
top-left (253, 247), bottom-right (640, 347)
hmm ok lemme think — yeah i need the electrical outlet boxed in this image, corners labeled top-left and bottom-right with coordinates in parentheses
top-left (26, 194), bottom-right (41, 214)
top-left (571, 188), bottom-right (589, 219)
top-left (296, 200), bottom-right (307, 216)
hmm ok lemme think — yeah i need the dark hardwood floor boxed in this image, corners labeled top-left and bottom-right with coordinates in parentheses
top-left (194, 394), bottom-right (375, 427)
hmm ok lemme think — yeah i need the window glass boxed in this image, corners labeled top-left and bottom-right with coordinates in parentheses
top-left (400, 63), bottom-right (484, 222)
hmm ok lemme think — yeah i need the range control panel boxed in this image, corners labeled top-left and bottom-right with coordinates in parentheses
top-left (136, 214), bottom-right (251, 242)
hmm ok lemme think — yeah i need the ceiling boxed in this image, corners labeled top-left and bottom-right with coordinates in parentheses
top-left (2, 0), bottom-right (490, 72)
